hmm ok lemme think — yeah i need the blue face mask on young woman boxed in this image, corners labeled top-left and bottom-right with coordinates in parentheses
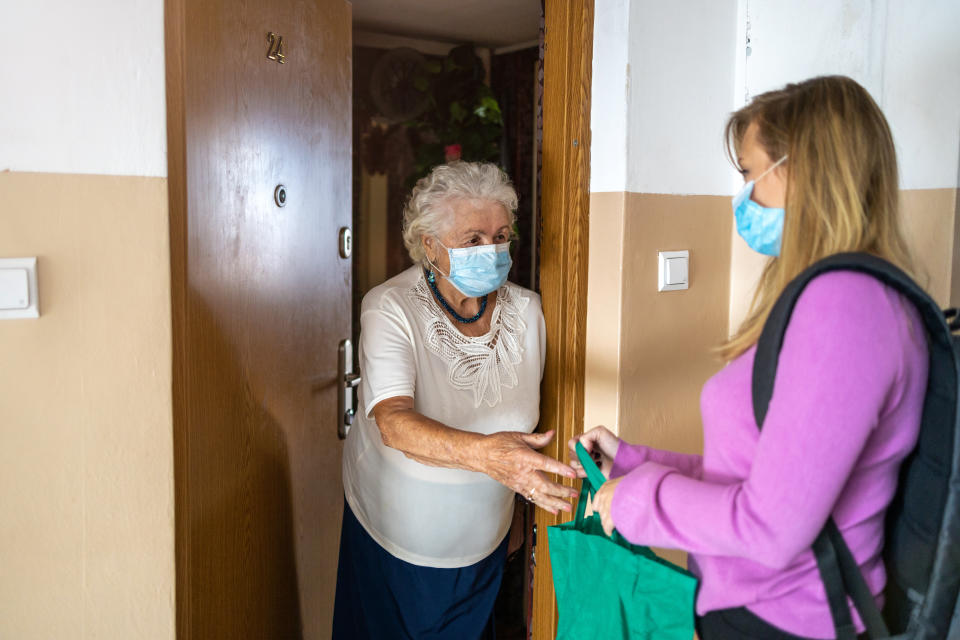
top-left (732, 155), bottom-right (788, 257)
top-left (429, 240), bottom-right (512, 297)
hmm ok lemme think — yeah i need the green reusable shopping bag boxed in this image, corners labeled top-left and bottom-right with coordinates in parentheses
top-left (547, 443), bottom-right (698, 640)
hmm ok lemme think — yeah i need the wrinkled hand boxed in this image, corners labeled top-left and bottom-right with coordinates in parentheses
top-left (594, 476), bottom-right (624, 536)
top-left (568, 425), bottom-right (621, 479)
top-left (479, 430), bottom-right (578, 515)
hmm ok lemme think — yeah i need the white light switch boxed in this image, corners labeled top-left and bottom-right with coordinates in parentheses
top-left (658, 250), bottom-right (689, 291)
top-left (0, 258), bottom-right (39, 319)
top-left (0, 269), bottom-right (29, 309)
top-left (665, 258), bottom-right (688, 285)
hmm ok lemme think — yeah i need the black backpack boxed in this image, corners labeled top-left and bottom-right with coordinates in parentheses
top-left (752, 252), bottom-right (960, 640)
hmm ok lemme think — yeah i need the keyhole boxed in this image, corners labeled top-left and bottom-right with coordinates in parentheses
top-left (274, 184), bottom-right (287, 207)
top-left (339, 227), bottom-right (353, 259)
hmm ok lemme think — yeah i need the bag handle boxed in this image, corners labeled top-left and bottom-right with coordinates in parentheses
top-left (574, 442), bottom-right (608, 524)
top-left (576, 441), bottom-right (608, 491)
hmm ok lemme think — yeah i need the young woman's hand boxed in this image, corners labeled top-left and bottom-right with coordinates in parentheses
top-left (567, 425), bottom-right (621, 478)
top-left (594, 476), bottom-right (624, 536)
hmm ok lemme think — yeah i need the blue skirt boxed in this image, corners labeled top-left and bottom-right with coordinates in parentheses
top-left (332, 498), bottom-right (508, 640)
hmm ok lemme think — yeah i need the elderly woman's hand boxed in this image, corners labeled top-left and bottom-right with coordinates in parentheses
top-left (477, 430), bottom-right (579, 515)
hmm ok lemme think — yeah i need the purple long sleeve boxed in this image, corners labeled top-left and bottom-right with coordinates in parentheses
top-left (609, 272), bottom-right (928, 637)
top-left (610, 441), bottom-right (703, 480)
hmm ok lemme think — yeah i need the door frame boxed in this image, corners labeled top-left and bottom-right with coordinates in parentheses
top-left (166, 0), bottom-right (593, 636)
top-left (164, 0), bottom-right (190, 634)
top-left (534, 0), bottom-right (593, 638)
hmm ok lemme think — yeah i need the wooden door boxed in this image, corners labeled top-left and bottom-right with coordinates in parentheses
top-left (166, 1), bottom-right (352, 638)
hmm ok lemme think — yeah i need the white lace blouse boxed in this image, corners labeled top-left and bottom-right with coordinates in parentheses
top-left (342, 266), bottom-right (546, 568)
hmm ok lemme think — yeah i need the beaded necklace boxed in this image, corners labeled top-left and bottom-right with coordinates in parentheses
top-left (424, 268), bottom-right (488, 324)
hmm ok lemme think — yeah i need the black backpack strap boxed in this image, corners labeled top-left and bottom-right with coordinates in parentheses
top-left (824, 519), bottom-right (891, 636)
top-left (812, 525), bottom-right (858, 640)
top-left (810, 521), bottom-right (890, 639)
top-left (752, 252), bottom-right (941, 639)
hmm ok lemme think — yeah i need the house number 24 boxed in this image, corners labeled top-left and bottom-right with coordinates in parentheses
top-left (266, 32), bottom-right (286, 64)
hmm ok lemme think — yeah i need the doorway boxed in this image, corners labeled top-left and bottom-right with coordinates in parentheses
top-left (166, 0), bottom-right (592, 637)
top-left (349, 2), bottom-right (593, 637)
top-left (350, 5), bottom-right (542, 635)
top-left (353, 0), bottom-right (543, 640)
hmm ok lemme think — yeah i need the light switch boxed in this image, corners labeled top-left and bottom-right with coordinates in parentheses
top-left (658, 250), bottom-right (689, 292)
top-left (0, 257), bottom-right (39, 319)
top-left (665, 257), bottom-right (688, 285)
top-left (0, 269), bottom-right (29, 309)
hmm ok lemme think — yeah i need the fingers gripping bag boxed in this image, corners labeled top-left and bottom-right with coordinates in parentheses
top-left (547, 443), bottom-right (698, 640)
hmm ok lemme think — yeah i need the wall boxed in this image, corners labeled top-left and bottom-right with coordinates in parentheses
top-left (586, 0), bottom-right (739, 451)
top-left (586, 0), bottom-right (741, 567)
top-left (0, 1), bottom-right (167, 176)
top-left (729, 0), bottom-right (960, 327)
top-left (585, 0), bottom-right (959, 566)
top-left (0, 2), bottom-right (174, 638)
top-left (588, 0), bottom-right (960, 436)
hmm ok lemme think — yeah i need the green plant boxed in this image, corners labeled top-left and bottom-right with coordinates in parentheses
top-left (406, 44), bottom-right (504, 186)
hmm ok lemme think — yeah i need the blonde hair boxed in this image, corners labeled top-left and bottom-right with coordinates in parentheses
top-left (402, 162), bottom-right (518, 265)
top-left (721, 75), bottom-right (916, 360)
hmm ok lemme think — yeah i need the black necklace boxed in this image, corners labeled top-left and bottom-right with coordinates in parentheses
top-left (425, 269), bottom-right (487, 324)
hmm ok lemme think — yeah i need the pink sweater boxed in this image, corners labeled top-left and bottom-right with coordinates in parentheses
top-left (609, 272), bottom-right (929, 638)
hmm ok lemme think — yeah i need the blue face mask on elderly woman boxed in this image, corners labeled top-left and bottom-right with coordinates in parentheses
top-left (430, 240), bottom-right (513, 297)
top-left (732, 155), bottom-right (788, 257)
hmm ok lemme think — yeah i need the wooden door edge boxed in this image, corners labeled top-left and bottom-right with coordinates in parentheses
top-left (534, 0), bottom-right (594, 638)
top-left (164, 0), bottom-right (190, 638)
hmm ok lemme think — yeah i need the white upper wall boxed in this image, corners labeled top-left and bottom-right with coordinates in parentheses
top-left (624, 0), bottom-right (741, 195)
top-left (746, 0), bottom-right (960, 191)
top-left (880, 0), bottom-right (960, 190)
top-left (591, 0), bottom-right (960, 194)
top-left (590, 0), bottom-right (743, 194)
top-left (0, 0), bottom-right (167, 177)
top-left (589, 0), bottom-right (630, 193)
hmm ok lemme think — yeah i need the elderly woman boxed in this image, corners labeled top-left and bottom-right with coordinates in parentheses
top-left (332, 161), bottom-right (577, 640)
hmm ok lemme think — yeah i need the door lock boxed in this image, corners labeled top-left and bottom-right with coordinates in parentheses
top-left (337, 339), bottom-right (361, 439)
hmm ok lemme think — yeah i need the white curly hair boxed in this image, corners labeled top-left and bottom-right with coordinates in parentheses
top-left (402, 161), bottom-right (518, 266)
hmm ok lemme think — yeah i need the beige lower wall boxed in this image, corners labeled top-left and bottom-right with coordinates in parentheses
top-left (730, 187), bottom-right (960, 330)
top-left (0, 172), bottom-right (175, 639)
top-left (586, 192), bottom-right (732, 567)
top-left (588, 191), bottom-right (732, 453)
top-left (953, 187), bottom-right (960, 307)
top-left (584, 192), bottom-right (626, 434)
top-left (900, 188), bottom-right (960, 306)
top-left (587, 191), bottom-right (734, 446)
top-left (616, 193), bottom-right (731, 459)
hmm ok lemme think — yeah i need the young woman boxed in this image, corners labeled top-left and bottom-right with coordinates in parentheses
top-left (571, 76), bottom-right (929, 639)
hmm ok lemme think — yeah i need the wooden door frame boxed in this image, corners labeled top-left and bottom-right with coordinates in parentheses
top-left (534, 0), bottom-right (593, 638)
top-left (167, 0), bottom-right (592, 636)
top-left (164, 0), bottom-right (190, 635)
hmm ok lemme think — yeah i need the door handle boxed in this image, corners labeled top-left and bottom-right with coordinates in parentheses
top-left (337, 339), bottom-right (361, 439)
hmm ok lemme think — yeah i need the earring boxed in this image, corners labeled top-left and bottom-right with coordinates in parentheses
top-left (427, 268), bottom-right (436, 284)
